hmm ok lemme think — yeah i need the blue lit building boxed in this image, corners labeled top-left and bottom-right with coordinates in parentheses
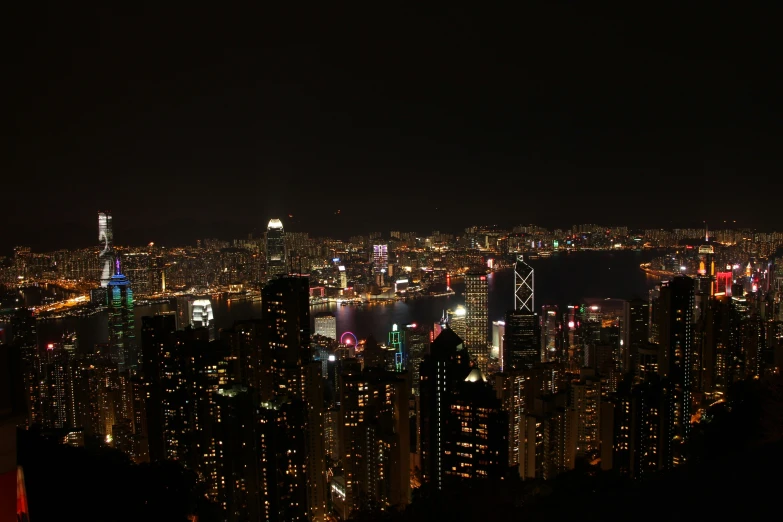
top-left (108, 258), bottom-right (136, 372)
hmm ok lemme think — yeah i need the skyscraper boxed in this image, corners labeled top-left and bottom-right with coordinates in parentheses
top-left (372, 244), bottom-right (388, 274)
top-left (108, 258), bottom-right (136, 373)
top-left (464, 270), bottom-right (489, 373)
top-left (503, 310), bottom-right (540, 371)
top-left (190, 298), bottom-right (215, 341)
top-left (266, 218), bottom-right (287, 281)
top-left (514, 255), bottom-right (534, 312)
top-left (505, 255), bottom-right (540, 370)
top-left (657, 276), bottom-right (694, 468)
top-left (259, 275), bottom-right (327, 521)
top-left (338, 368), bottom-right (410, 517)
top-left (98, 211), bottom-right (114, 288)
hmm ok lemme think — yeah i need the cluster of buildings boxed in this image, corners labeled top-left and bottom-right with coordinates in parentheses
top-left (3, 214), bottom-right (783, 521)
top-left (3, 218), bottom-right (781, 304)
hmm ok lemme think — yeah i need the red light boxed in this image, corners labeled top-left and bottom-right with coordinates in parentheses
top-left (480, 276), bottom-right (486, 281)
top-left (47, 343), bottom-right (54, 350)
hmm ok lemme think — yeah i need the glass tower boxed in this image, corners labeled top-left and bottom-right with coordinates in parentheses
top-left (108, 258), bottom-right (135, 372)
top-left (266, 218), bottom-right (287, 281)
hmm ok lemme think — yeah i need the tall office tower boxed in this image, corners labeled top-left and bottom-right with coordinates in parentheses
top-left (337, 368), bottom-right (410, 518)
top-left (697, 244), bottom-right (716, 296)
top-left (514, 255), bottom-right (534, 312)
top-left (259, 275), bottom-right (327, 522)
top-left (190, 298), bottom-right (215, 341)
top-left (405, 324), bottom-right (429, 396)
top-left (464, 270), bottom-right (489, 373)
top-left (338, 265), bottom-right (348, 288)
top-left (314, 313), bottom-right (337, 340)
top-left (626, 299), bottom-right (649, 375)
top-left (265, 218), bottom-right (287, 281)
top-left (446, 306), bottom-right (467, 341)
top-left (657, 276), bottom-right (694, 468)
top-left (388, 323), bottom-right (406, 371)
top-left (503, 310), bottom-right (541, 371)
top-left (491, 320), bottom-right (505, 362)
top-left (98, 211), bottom-right (114, 287)
top-left (505, 255), bottom-right (540, 371)
top-left (107, 258), bottom-right (136, 373)
top-left (213, 385), bottom-right (261, 522)
top-left (540, 305), bottom-right (560, 363)
top-left (372, 244), bottom-right (388, 274)
top-left (39, 343), bottom-right (74, 429)
top-left (419, 327), bottom-right (471, 490)
top-left (140, 313), bottom-right (177, 463)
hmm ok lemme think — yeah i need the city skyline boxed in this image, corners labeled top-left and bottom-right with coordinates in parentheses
top-left (3, 214), bottom-right (780, 255)
top-left (8, 6), bottom-right (782, 250)
top-left (6, 5), bottom-right (783, 521)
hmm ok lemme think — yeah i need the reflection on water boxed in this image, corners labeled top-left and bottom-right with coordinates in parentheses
top-left (35, 250), bottom-right (662, 351)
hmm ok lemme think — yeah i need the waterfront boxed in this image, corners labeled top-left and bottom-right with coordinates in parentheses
top-left (34, 250), bottom-right (662, 351)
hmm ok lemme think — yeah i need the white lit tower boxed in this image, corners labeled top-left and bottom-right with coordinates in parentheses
top-left (514, 255), bottom-right (534, 312)
top-left (265, 218), bottom-right (287, 281)
top-left (98, 211), bottom-right (114, 288)
top-left (503, 256), bottom-right (540, 371)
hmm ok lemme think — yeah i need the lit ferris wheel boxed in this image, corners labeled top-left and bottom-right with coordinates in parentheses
top-left (340, 331), bottom-right (358, 347)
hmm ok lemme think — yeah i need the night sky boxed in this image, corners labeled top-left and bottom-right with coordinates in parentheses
top-left (8, 4), bottom-right (782, 252)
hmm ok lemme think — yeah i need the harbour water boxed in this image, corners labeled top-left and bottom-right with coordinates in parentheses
top-left (34, 250), bottom-right (663, 350)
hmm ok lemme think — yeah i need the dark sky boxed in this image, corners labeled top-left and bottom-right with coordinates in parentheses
top-left (7, 4), bottom-right (783, 252)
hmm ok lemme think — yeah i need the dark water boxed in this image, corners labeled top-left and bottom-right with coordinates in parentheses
top-left (35, 250), bottom-right (662, 350)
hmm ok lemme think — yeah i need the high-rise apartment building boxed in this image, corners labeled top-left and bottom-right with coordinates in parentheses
top-left (266, 218), bottom-right (287, 281)
top-left (338, 368), bottom-right (410, 517)
top-left (464, 270), bottom-right (489, 373)
top-left (258, 275), bottom-right (327, 522)
top-left (657, 276), bottom-right (694, 468)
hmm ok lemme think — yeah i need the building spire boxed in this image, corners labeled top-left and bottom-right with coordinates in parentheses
top-left (115, 255), bottom-right (121, 276)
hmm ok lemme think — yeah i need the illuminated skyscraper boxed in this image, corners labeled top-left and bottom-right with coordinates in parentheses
top-left (446, 306), bottom-right (466, 341)
top-left (108, 258), bottom-right (136, 373)
top-left (372, 244), bottom-right (388, 274)
top-left (98, 211), bottom-right (114, 287)
top-left (540, 305), bottom-right (560, 362)
top-left (465, 270), bottom-right (489, 372)
top-left (514, 255), bottom-right (534, 312)
top-left (314, 313), bottom-right (337, 340)
top-left (265, 218), bottom-right (287, 281)
top-left (190, 298), bottom-right (215, 341)
top-left (491, 320), bottom-right (505, 362)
